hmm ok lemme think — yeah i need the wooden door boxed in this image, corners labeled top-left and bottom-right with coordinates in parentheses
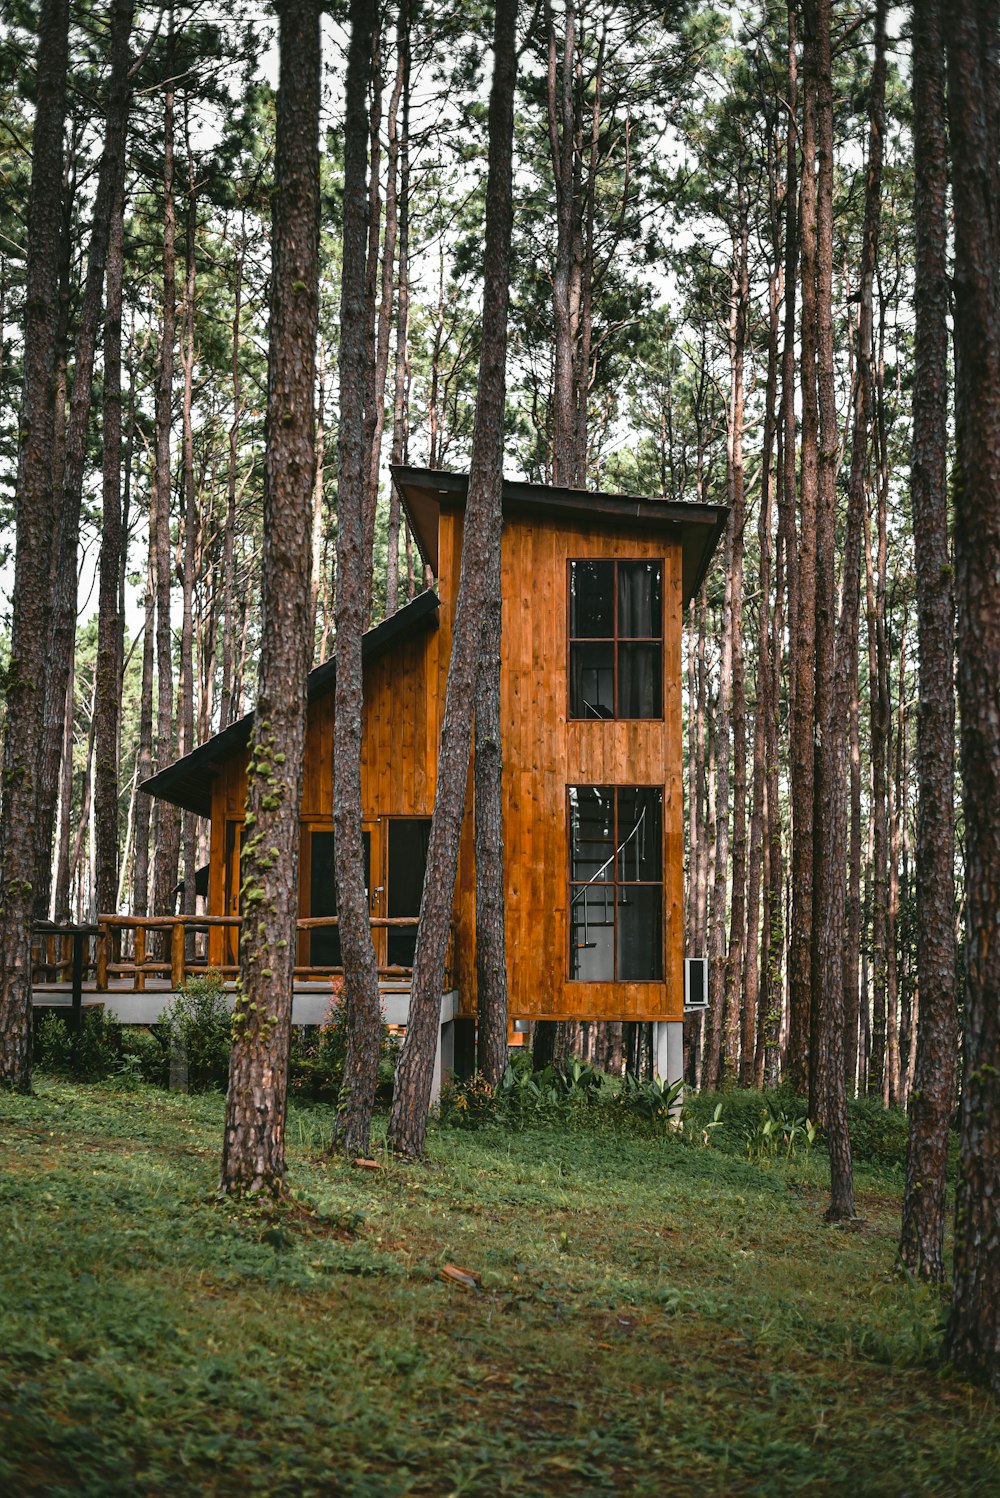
top-left (300, 821), bottom-right (383, 971)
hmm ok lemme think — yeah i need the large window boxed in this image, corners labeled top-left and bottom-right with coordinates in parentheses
top-left (569, 559), bottom-right (663, 719)
top-left (568, 786), bottom-right (663, 981)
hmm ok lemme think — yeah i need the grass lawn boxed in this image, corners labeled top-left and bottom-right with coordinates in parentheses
top-left (0, 1078), bottom-right (997, 1496)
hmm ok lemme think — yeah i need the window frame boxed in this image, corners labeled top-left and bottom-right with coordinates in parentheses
top-left (566, 784), bottom-right (665, 983)
top-left (566, 557), bottom-right (665, 721)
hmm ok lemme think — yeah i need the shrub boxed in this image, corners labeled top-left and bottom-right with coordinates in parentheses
top-left (33, 1006), bottom-right (124, 1080)
top-left (164, 971), bottom-right (232, 1092)
top-left (288, 978), bottom-right (394, 1106)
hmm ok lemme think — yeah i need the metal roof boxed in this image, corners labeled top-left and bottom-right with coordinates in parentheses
top-left (392, 464), bottom-right (730, 606)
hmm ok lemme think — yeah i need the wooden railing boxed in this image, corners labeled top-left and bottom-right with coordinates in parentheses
top-left (32, 914), bottom-right (451, 995)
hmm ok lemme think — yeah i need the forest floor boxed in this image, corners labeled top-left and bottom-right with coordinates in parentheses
top-left (0, 1078), bottom-right (997, 1497)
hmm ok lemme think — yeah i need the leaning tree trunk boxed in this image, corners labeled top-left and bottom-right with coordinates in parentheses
top-left (388, 0), bottom-right (518, 1159)
top-left (330, 0), bottom-right (382, 1159)
top-left (0, 0), bottom-right (69, 1091)
top-left (943, 0), bottom-right (1000, 1392)
top-left (220, 0), bottom-right (321, 1197)
top-left (900, 0), bottom-right (957, 1284)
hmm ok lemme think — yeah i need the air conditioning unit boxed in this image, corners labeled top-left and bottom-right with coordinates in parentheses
top-left (684, 956), bottom-right (709, 1011)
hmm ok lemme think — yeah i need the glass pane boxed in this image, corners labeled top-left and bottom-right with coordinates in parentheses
top-left (617, 885), bottom-right (663, 980)
top-left (570, 560), bottom-right (614, 637)
top-left (387, 819), bottom-right (430, 967)
top-left (617, 642), bottom-right (662, 718)
top-left (618, 561), bottom-right (662, 637)
top-left (569, 786), bottom-right (613, 881)
top-left (616, 788), bottom-right (663, 882)
top-left (569, 883), bottom-right (614, 980)
top-left (309, 830), bottom-right (370, 967)
top-left (570, 641), bottom-right (614, 718)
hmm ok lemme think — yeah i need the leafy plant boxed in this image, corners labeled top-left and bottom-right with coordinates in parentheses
top-left (618, 1072), bottom-right (685, 1123)
top-left (288, 977), bottom-right (394, 1105)
top-left (33, 1005), bottom-right (124, 1081)
top-left (163, 970), bottom-right (232, 1092)
top-left (745, 1106), bottom-right (816, 1165)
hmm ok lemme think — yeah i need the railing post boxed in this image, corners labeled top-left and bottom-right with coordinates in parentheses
top-left (171, 921), bottom-right (186, 990)
top-left (95, 922), bottom-right (109, 992)
top-left (135, 926), bottom-right (146, 992)
top-left (71, 928), bottom-right (84, 1073)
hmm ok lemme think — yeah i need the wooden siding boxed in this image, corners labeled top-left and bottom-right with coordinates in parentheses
top-left (206, 499), bottom-right (683, 1022)
top-left (449, 506), bottom-right (685, 1023)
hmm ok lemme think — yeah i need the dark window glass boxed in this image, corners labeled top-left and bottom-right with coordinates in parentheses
top-left (617, 886), bottom-right (663, 980)
top-left (570, 642), bottom-right (615, 718)
top-left (618, 561), bottom-right (662, 637)
top-left (309, 830), bottom-right (369, 967)
top-left (616, 787), bottom-right (663, 882)
top-left (617, 643), bottom-right (663, 718)
top-left (569, 786), bottom-right (663, 982)
top-left (569, 559), bottom-right (614, 637)
top-left (569, 559), bottom-right (663, 719)
top-left (387, 819), bottom-right (431, 967)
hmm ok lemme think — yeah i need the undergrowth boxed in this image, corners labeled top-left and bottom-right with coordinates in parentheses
top-left (0, 1077), bottom-right (991, 1497)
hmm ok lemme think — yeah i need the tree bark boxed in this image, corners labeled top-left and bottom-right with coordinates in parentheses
top-left (788, 0), bottom-right (817, 1099)
top-left (0, 0), bottom-right (69, 1090)
top-left (475, 497), bottom-right (508, 1088)
top-left (944, 0), bottom-right (1000, 1391)
top-left (806, 0), bottom-right (854, 1217)
top-left (836, 0), bottom-right (886, 1106)
top-left (900, 0), bottom-right (956, 1283)
top-left (152, 39), bottom-right (180, 917)
top-left (388, 0), bottom-right (518, 1158)
top-left (385, 1), bottom-right (411, 617)
top-left (221, 0), bottom-right (321, 1196)
top-left (331, 0), bottom-right (383, 1159)
top-left (34, 0), bottom-right (135, 919)
top-left (94, 175), bottom-right (127, 918)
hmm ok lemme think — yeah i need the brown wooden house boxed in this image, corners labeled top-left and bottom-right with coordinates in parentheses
top-left (142, 466), bottom-right (727, 1071)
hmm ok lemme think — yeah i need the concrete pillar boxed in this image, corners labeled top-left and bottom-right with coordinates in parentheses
top-left (653, 1021), bottom-right (683, 1086)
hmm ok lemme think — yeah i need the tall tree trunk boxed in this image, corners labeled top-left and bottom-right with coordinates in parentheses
top-left (388, 0), bottom-right (518, 1159)
top-left (0, 0), bottom-right (69, 1090)
top-left (94, 176), bottom-right (127, 917)
top-left (178, 136), bottom-right (199, 933)
top-left (331, 0), bottom-right (383, 1158)
top-left (807, 0), bottom-right (854, 1218)
top-left (34, 0), bottom-right (135, 919)
top-left (547, 0), bottom-right (580, 486)
top-left (837, 0), bottom-right (886, 1105)
top-left (219, 224), bottom-right (245, 730)
top-left (944, 0), bottom-right (1000, 1393)
top-left (723, 203), bottom-right (748, 1084)
top-left (788, 0), bottom-right (817, 1098)
top-left (385, 0), bottom-right (411, 616)
top-left (900, 0), bottom-right (956, 1283)
top-left (220, 0), bottom-right (321, 1197)
top-left (475, 477), bottom-right (508, 1087)
top-left (152, 37), bottom-right (180, 916)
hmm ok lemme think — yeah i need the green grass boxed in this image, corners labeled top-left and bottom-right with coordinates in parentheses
top-left (0, 1080), bottom-right (996, 1496)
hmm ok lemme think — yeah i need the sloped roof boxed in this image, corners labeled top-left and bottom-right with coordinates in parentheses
top-left (393, 465), bottom-right (729, 606)
top-left (140, 589), bottom-right (440, 817)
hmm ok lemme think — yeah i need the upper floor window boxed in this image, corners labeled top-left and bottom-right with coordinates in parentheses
top-left (568, 559), bottom-right (663, 719)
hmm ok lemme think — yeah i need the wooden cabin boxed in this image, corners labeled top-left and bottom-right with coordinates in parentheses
top-left (142, 466), bottom-right (728, 1072)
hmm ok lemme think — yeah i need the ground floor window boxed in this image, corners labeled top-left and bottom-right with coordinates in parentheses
top-left (568, 785), bottom-right (663, 981)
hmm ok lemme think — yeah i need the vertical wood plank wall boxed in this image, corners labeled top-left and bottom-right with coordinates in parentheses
top-left (448, 505), bottom-right (684, 1023)
top-left (206, 499), bottom-right (684, 1022)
